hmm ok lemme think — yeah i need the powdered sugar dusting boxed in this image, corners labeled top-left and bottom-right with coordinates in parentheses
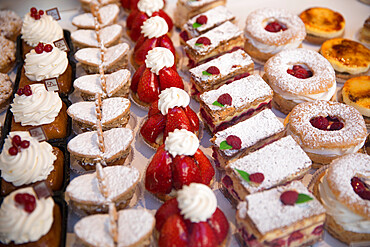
top-left (102, 98), bottom-right (130, 123)
top-left (200, 74), bottom-right (272, 111)
top-left (75, 215), bottom-right (114, 247)
top-left (243, 181), bottom-right (326, 234)
top-left (180, 0), bottom-right (221, 7)
top-left (230, 136), bottom-right (311, 193)
top-left (72, 4), bottom-right (119, 28)
top-left (214, 109), bottom-right (284, 157)
top-left (71, 24), bottom-right (122, 47)
top-left (103, 128), bottom-right (133, 160)
top-left (68, 131), bottom-right (102, 157)
top-left (68, 101), bottom-right (97, 125)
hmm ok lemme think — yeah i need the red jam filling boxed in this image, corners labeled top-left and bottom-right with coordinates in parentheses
top-left (351, 177), bottom-right (370, 200)
top-left (287, 65), bottom-right (313, 79)
top-left (265, 21), bottom-right (287, 32)
top-left (310, 116), bottom-right (344, 131)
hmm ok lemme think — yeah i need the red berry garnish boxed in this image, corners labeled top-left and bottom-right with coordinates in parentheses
top-left (21, 140), bottom-right (30, 149)
top-left (196, 15), bottom-right (207, 25)
top-left (329, 122), bottom-right (344, 131)
top-left (24, 85), bottom-right (31, 91)
top-left (14, 193), bottom-right (36, 213)
top-left (17, 88), bottom-right (24, 95)
top-left (287, 65), bottom-right (313, 79)
top-left (206, 66), bottom-right (220, 75)
top-left (351, 177), bottom-right (367, 194)
top-left (12, 135), bottom-right (22, 147)
top-left (15, 193), bottom-right (26, 204)
top-left (39, 10), bottom-right (44, 16)
top-left (8, 146), bottom-right (18, 156)
top-left (265, 21), bottom-right (287, 32)
top-left (195, 37), bottom-right (211, 46)
top-left (280, 190), bottom-right (298, 205)
top-left (23, 88), bottom-right (32, 96)
top-left (310, 116), bottom-right (329, 130)
top-left (30, 7), bottom-right (37, 14)
top-left (358, 190), bottom-right (370, 200)
top-left (217, 93), bottom-right (232, 106)
top-left (326, 116), bottom-right (340, 122)
top-left (30, 12), bottom-right (36, 18)
top-left (35, 46), bottom-right (43, 54)
top-left (249, 173), bottom-right (265, 184)
top-left (44, 44), bottom-right (53, 52)
top-left (34, 14), bottom-right (40, 20)
top-left (226, 135), bottom-right (242, 149)
top-left (24, 201), bottom-right (36, 213)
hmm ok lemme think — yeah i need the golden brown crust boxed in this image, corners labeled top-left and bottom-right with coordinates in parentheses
top-left (342, 76), bottom-right (370, 116)
top-left (0, 36), bottom-right (16, 73)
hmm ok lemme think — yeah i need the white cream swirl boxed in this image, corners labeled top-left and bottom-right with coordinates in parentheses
top-left (138, 0), bottom-right (164, 17)
top-left (24, 44), bottom-right (68, 81)
top-left (11, 84), bottom-right (62, 126)
top-left (141, 16), bottom-right (168, 38)
top-left (0, 187), bottom-right (54, 244)
top-left (245, 32), bottom-right (302, 54)
top-left (177, 183), bottom-right (217, 223)
top-left (319, 175), bottom-right (370, 233)
top-left (158, 87), bottom-right (189, 115)
top-left (165, 129), bottom-right (199, 157)
top-left (21, 13), bottom-right (63, 47)
top-left (145, 47), bottom-right (175, 75)
top-left (0, 132), bottom-right (56, 186)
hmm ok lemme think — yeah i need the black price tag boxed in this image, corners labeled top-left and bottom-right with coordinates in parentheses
top-left (28, 127), bottom-right (47, 142)
top-left (43, 78), bottom-right (60, 92)
top-left (53, 38), bottom-right (70, 52)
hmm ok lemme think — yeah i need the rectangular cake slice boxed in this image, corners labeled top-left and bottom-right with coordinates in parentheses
top-left (236, 181), bottom-right (326, 247)
top-left (222, 136), bottom-right (312, 205)
top-left (180, 6), bottom-right (235, 44)
top-left (189, 49), bottom-right (254, 98)
top-left (210, 109), bottom-right (285, 170)
top-left (199, 74), bottom-right (272, 134)
top-left (184, 21), bottom-right (244, 67)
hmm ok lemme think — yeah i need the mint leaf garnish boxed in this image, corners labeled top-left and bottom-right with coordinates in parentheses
top-left (220, 140), bottom-right (232, 150)
top-left (296, 193), bottom-right (313, 204)
top-left (235, 169), bottom-right (250, 182)
top-left (212, 101), bottom-right (224, 107)
top-left (193, 22), bottom-right (202, 28)
top-left (202, 71), bottom-right (212, 76)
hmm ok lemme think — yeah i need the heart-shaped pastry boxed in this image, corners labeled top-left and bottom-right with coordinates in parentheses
top-left (74, 208), bottom-right (155, 246)
top-left (73, 69), bottom-right (131, 101)
top-left (67, 97), bottom-right (131, 132)
top-left (72, 4), bottom-right (120, 29)
top-left (71, 24), bottom-right (123, 48)
top-left (80, 0), bottom-right (119, 13)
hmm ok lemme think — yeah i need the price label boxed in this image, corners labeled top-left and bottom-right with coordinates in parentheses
top-left (46, 8), bottom-right (61, 21)
top-left (28, 127), bottom-right (47, 142)
top-left (33, 181), bottom-right (52, 199)
top-left (44, 78), bottom-right (60, 92)
top-left (53, 38), bottom-right (69, 52)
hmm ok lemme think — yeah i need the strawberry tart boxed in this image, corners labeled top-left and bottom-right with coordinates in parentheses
top-left (131, 47), bottom-right (183, 106)
top-left (145, 129), bottom-right (215, 201)
top-left (155, 183), bottom-right (229, 246)
top-left (140, 87), bottom-right (199, 148)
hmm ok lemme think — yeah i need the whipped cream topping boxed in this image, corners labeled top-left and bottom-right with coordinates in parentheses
top-left (177, 183), bottom-right (217, 223)
top-left (0, 187), bottom-right (54, 244)
top-left (145, 47), bottom-right (175, 75)
top-left (0, 132), bottom-right (56, 186)
top-left (158, 87), bottom-right (190, 115)
top-left (138, 0), bottom-right (164, 17)
top-left (21, 13), bottom-right (63, 47)
top-left (141, 16), bottom-right (168, 38)
top-left (24, 44), bottom-right (68, 81)
top-left (165, 129), bottom-right (199, 157)
top-left (11, 84), bottom-right (62, 126)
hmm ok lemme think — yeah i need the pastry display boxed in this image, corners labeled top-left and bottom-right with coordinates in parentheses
top-left (341, 76), bottom-right (370, 124)
top-left (222, 136), bottom-right (311, 205)
top-left (236, 181), bottom-right (326, 247)
top-left (155, 183), bottom-right (229, 246)
top-left (286, 100), bottom-right (367, 165)
top-left (189, 49), bottom-right (253, 98)
top-left (72, 4), bottom-right (120, 29)
top-left (299, 7), bottom-right (345, 44)
top-left (10, 84), bottom-right (68, 141)
top-left (199, 74), bottom-right (273, 134)
top-left (0, 131), bottom-right (64, 196)
top-left (145, 129), bottom-right (215, 201)
top-left (173, 0), bottom-right (227, 28)
top-left (320, 38), bottom-right (370, 81)
top-left (131, 47), bottom-right (183, 106)
top-left (211, 109), bottom-right (285, 169)
top-left (264, 48), bottom-right (336, 114)
top-left (80, 0), bottom-right (119, 12)
top-left (127, 0), bottom-right (173, 42)
top-left (0, 187), bottom-right (63, 246)
top-left (140, 87), bottom-right (199, 148)
top-left (179, 6), bottom-right (235, 44)
top-left (184, 21), bottom-right (244, 68)
top-left (0, 35), bottom-right (16, 74)
top-left (360, 16), bottom-right (370, 44)
top-left (244, 8), bottom-right (306, 64)
top-left (313, 153), bottom-right (370, 244)
top-left (0, 73), bottom-right (13, 113)
top-left (0, 10), bottom-right (22, 42)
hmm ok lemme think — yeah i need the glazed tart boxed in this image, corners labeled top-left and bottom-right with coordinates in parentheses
top-left (180, 6), bottom-right (235, 44)
top-left (0, 131), bottom-right (64, 196)
top-left (184, 21), bottom-right (244, 68)
top-left (299, 7), bottom-right (345, 44)
top-left (222, 136), bottom-right (311, 205)
top-left (244, 8), bottom-right (306, 64)
top-left (320, 38), bottom-right (370, 81)
top-left (264, 48), bottom-right (336, 114)
top-left (72, 4), bottom-right (119, 29)
top-left (312, 153), bottom-right (370, 244)
top-left (211, 109), bottom-right (285, 170)
top-left (155, 183), bottom-right (229, 247)
top-left (0, 73), bottom-right (12, 113)
top-left (236, 181), bottom-right (326, 247)
top-left (173, 0), bottom-right (227, 28)
top-left (199, 74), bottom-right (273, 134)
top-left (0, 36), bottom-right (16, 74)
top-left (360, 16), bottom-right (370, 44)
top-left (189, 49), bottom-right (254, 99)
top-left (79, 0), bottom-right (119, 12)
top-left (286, 100), bottom-right (367, 166)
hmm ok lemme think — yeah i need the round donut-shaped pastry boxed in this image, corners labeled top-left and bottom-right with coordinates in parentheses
top-left (264, 48), bottom-right (336, 114)
top-left (286, 100), bottom-right (367, 166)
top-left (244, 8), bottom-right (306, 64)
top-left (315, 153), bottom-right (370, 244)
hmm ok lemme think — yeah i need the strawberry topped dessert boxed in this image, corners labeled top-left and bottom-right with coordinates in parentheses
top-left (127, 0), bottom-right (172, 42)
top-left (131, 47), bottom-right (183, 106)
top-left (145, 129), bottom-right (215, 201)
top-left (132, 16), bottom-right (175, 68)
top-left (155, 183), bottom-right (229, 247)
top-left (140, 87), bottom-right (199, 148)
